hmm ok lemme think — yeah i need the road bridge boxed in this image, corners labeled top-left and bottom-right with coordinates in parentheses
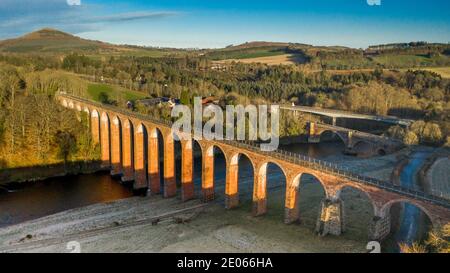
top-left (281, 105), bottom-right (413, 127)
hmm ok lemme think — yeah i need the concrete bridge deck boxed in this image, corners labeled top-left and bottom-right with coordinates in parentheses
top-left (281, 105), bottom-right (414, 127)
top-left (58, 94), bottom-right (450, 240)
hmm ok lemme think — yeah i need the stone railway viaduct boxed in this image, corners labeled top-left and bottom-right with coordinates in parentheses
top-left (58, 94), bottom-right (450, 241)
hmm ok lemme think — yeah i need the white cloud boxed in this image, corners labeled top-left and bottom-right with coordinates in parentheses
top-left (0, 0), bottom-right (178, 38)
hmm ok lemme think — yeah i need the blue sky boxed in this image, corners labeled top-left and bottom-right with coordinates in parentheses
top-left (0, 0), bottom-right (449, 48)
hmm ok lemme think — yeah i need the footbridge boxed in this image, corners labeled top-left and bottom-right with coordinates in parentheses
top-left (58, 94), bottom-right (449, 241)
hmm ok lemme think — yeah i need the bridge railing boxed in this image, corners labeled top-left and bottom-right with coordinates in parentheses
top-left (58, 93), bottom-right (450, 209)
top-left (224, 139), bottom-right (450, 208)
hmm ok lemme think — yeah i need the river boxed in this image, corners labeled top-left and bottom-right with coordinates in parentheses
top-left (0, 173), bottom-right (133, 228)
top-left (383, 150), bottom-right (432, 252)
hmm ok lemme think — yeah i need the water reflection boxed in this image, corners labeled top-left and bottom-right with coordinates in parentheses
top-left (280, 141), bottom-right (345, 159)
top-left (0, 172), bottom-right (133, 228)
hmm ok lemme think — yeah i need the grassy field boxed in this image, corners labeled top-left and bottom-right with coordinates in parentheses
top-left (319, 56), bottom-right (374, 69)
top-left (372, 54), bottom-right (450, 68)
top-left (87, 83), bottom-right (148, 102)
top-left (214, 54), bottom-right (307, 66)
top-left (207, 46), bottom-right (289, 60)
top-left (415, 67), bottom-right (450, 78)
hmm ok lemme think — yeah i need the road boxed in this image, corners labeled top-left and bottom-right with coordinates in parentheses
top-left (280, 105), bottom-right (413, 126)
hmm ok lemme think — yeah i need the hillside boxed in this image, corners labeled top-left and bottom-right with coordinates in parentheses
top-left (0, 28), bottom-right (121, 53)
top-left (1, 29), bottom-right (449, 68)
top-left (0, 28), bottom-right (172, 57)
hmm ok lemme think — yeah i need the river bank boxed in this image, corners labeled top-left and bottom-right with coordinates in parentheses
top-left (0, 161), bottom-right (105, 187)
top-left (0, 190), bottom-right (371, 253)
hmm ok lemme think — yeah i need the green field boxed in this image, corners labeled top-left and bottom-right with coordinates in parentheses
top-left (207, 46), bottom-right (289, 60)
top-left (87, 83), bottom-right (147, 102)
top-left (398, 66), bottom-right (450, 79)
top-left (319, 56), bottom-right (374, 69)
top-left (372, 54), bottom-right (450, 68)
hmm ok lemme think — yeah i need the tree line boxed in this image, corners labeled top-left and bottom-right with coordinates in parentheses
top-left (0, 65), bottom-right (98, 169)
top-left (0, 52), bottom-right (448, 146)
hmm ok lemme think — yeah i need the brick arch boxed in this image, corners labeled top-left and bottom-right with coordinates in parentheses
top-left (191, 138), bottom-right (203, 153)
top-left (110, 115), bottom-right (122, 176)
top-left (352, 140), bottom-right (377, 153)
top-left (89, 108), bottom-right (100, 144)
top-left (62, 99), bottom-right (68, 107)
top-left (284, 171), bottom-right (329, 224)
top-left (99, 112), bottom-right (111, 167)
top-left (76, 103), bottom-right (82, 111)
top-left (91, 108), bottom-right (99, 118)
top-left (225, 152), bottom-right (257, 209)
top-left (100, 111), bottom-right (110, 121)
top-left (157, 127), bottom-right (178, 198)
top-left (133, 122), bottom-right (148, 190)
top-left (146, 125), bottom-right (163, 195)
top-left (252, 161), bottom-right (288, 217)
top-left (381, 199), bottom-right (435, 227)
top-left (335, 184), bottom-right (376, 213)
top-left (147, 126), bottom-right (164, 141)
top-left (199, 143), bottom-right (229, 202)
top-left (205, 144), bottom-right (229, 165)
top-left (352, 139), bottom-right (372, 147)
top-left (120, 117), bottom-right (135, 182)
top-left (257, 160), bottom-right (288, 181)
top-left (228, 151), bottom-right (256, 170)
top-left (318, 130), bottom-right (347, 146)
top-left (68, 100), bottom-right (74, 109)
top-left (335, 184), bottom-right (378, 233)
top-left (290, 172), bottom-right (329, 198)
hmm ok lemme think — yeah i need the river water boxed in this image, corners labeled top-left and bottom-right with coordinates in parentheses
top-left (0, 173), bottom-right (133, 228)
top-left (383, 151), bottom-right (431, 252)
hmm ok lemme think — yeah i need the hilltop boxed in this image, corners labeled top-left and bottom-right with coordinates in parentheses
top-left (0, 28), bottom-right (122, 53)
top-left (0, 28), bottom-right (173, 57)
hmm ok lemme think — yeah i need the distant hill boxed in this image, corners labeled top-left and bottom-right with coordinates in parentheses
top-left (0, 28), bottom-right (179, 58)
top-left (223, 41), bottom-right (312, 50)
top-left (0, 28), bottom-right (125, 53)
top-left (1, 29), bottom-right (449, 69)
top-left (205, 41), bottom-right (314, 61)
top-left (368, 42), bottom-right (449, 51)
